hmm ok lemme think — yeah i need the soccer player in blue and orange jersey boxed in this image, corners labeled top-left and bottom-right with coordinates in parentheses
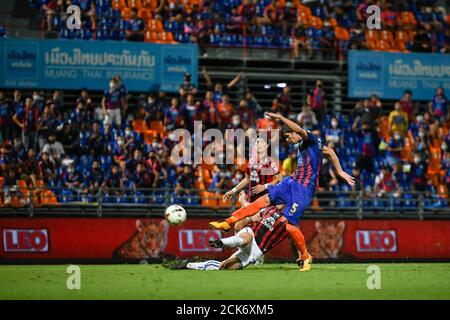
top-left (210, 112), bottom-right (355, 270)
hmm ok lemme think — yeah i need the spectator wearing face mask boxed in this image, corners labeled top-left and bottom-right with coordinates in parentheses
top-left (386, 131), bottom-right (404, 167)
top-left (62, 161), bottom-right (82, 190)
top-left (374, 165), bottom-right (401, 200)
top-left (102, 78), bottom-right (123, 130)
top-left (388, 102), bottom-right (408, 136)
top-left (414, 127), bottom-right (431, 159)
top-left (83, 161), bottom-right (104, 196)
top-left (325, 117), bottom-right (344, 150)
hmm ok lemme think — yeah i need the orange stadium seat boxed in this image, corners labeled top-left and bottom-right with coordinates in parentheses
top-left (121, 8), bottom-right (133, 20)
top-left (376, 39), bottom-right (392, 51)
top-left (148, 19), bottom-right (163, 32)
top-left (159, 31), bottom-right (177, 44)
top-left (395, 30), bottom-right (410, 43)
top-left (217, 196), bottom-right (232, 208)
top-left (138, 8), bottom-right (152, 20)
top-left (150, 120), bottom-right (165, 133)
top-left (143, 130), bottom-right (158, 143)
top-left (140, 0), bottom-right (158, 10)
top-left (201, 191), bottom-right (217, 207)
top-left (310, 16), bottom-right (323, 29)
top-left (132, 119), bottom-right (145, 132)
top-left (365, 29), bottom-right (379, 42)
top-left (41, 190), bottom-right (58, 206)
top-left (334, 27), bottom-right (350, 41)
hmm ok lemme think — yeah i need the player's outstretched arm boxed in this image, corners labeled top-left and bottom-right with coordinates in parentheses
top-left (252, 172), bottom-right (283, 195)
top-left (223, 176), bottom-right (250, 201)
top-left (265, 112), bottom-right (308, 139)
top-left (323, 146), bottom-right (355, 186)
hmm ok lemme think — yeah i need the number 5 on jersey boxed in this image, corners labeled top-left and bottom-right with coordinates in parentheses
top-left (290, 203), bottom-right (299, 214)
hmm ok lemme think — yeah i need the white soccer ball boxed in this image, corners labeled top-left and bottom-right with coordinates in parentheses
top-left (164, 205), bottom-right (187, 226)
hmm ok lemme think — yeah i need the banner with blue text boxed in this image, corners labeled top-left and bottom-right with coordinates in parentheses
top-left (348, 50), bottom-right (450, 100)
top-left (0, 38), bottom-right (198, 92)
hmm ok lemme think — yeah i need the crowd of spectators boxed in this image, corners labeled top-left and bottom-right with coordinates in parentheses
top-left (304, 86), bottom-right (449, 209)
top-left (0, 63), bottom-right (448, 209)
top-left (27, 0), bottom-right (450, 55)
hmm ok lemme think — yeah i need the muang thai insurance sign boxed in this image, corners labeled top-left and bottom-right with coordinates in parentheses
top-left (0, 38), bottom-right (198, 92)
top-left (348, 50), bottom-right (450, 100)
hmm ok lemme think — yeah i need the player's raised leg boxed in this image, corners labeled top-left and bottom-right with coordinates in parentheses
top-left (209, 195), bottom-right (271, 231)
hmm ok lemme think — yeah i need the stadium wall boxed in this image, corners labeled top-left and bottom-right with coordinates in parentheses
top-left (1, 217), bottom-right (450, 263)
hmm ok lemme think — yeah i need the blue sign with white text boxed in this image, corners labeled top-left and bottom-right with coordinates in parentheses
top-left (348, 50), bottom-right (450, 100)
top-left (0, 38), bottom-right (198, 92)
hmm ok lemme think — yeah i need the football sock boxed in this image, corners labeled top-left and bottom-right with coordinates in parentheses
top-left (221, 236), bottom-right (244, 248)
top-left (186, 260), bottom-right (221, 271)
top-left (225, 196), bottom-right (269, 224)
top-left (286, 223), bottom-right (309, 260)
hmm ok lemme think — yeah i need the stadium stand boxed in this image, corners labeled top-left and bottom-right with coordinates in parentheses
top-left (0, 0), bottom-right (448, 216)
top-left (23, 0), bottom-right (450, 56)
top-left (0, 75), bottom-right (448, 213)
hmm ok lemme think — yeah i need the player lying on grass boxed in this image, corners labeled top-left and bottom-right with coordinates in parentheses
top-left (223, 136), bottom-right (312, 270)
top-left (210, 112), bottom-right (355, 269)
top-left (168, 204), bottom-right (289, 271)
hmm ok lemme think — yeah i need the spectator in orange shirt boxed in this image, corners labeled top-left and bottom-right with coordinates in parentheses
top-left (217, 95), bottom-right (234, 129)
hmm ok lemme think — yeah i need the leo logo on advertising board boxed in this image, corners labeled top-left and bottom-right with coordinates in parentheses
top-left (179, 230), bottom-right (222, 252)
top-left (3, 229), bottom-right (49, 253)
top-left (356, 230), bottom-right (397, 253)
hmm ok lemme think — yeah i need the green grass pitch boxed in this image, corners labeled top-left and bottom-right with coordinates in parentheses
top-left (1, 263), bottom-right (450, 300)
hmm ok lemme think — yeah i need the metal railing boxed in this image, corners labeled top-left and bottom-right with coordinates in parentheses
top-left (0, 187), bottom-right (448, 219)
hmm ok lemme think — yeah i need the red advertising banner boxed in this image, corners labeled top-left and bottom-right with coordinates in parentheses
top-left (1, 218), bottom-right (450, 261)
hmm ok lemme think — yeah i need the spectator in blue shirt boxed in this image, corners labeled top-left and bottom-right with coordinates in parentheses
top-left (125, 9), bottom-right (144, 41)
top-left (386, 132), bottom-right (404, 167)
top-left (428, 87), bottom-right (448, 120)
